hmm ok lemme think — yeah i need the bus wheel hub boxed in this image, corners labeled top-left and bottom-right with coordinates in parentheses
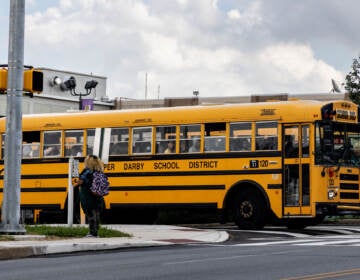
top-left (240, 201), bottom-right (253, 218)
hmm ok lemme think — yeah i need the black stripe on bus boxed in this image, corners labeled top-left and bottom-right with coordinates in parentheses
top-left (110, 169), bottom-right (282, 177)
top-left (338, 202), bottom-right (360, 207)
top-left (110, 203), bottom-right (217, 209)
top-left (109, 151), bottom-right (282, 161)
top-left (20, 204), bottom-right (61, 209)
top-left (340, 183), bottom-right (359, 190)
top-left (110, 185), bottom-right (225, 191)
top-left (0, 187), bottom-right (66, 193)
top-left (0, 174), bottom-right (69, 180)
top-left (20, 158), bottom-right (71, 164)
top-left (268, 184), bottom-right (282, 189)
top-left (21, 187), bottom-right (67, 192)
top-left (19, 174), bottom-right (68, 179)
top-left (340, 174), bottom-right (359, 181)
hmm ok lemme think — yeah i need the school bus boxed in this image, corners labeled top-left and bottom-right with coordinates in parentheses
top-left (0, 99), bottom-right (359, 229)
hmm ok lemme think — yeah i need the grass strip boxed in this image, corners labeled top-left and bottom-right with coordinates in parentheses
top-left (25, 225), bottom-right (131, 238)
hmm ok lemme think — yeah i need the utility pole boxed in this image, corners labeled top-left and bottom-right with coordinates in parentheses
top-left (0, 0), bottom-right (26, 234)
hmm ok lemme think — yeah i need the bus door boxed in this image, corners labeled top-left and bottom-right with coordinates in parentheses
top-left (283, 124), bottom-right (311, 216)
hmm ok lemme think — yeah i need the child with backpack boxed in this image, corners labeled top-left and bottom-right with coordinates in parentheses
top-left (73, 155), bottom-right (109, 237)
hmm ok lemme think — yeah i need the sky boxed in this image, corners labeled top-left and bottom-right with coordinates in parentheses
top-left (0, 0), bottom-right (358, 100)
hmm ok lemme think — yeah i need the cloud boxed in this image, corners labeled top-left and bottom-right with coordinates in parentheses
top-left (227, 1), bottom-right (263, 27)
top-left (18, 0), bottom-right (348, 99)
top-left (257, 43), bottom-right (343, 93)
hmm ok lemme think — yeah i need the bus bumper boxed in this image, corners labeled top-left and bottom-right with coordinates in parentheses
top-left (317, 203), bottom-right (360, 216)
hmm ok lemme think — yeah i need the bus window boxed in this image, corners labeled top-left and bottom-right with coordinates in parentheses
top-left (132, 127), bottom-right (152, 154)
top-left (284, 127), bottom-right (298, 158)
top-left (110, 128), bottom-right (129, 156)
top-left (86, 129), bottom-right (95, 155)
top-left (204, 123), bottom-right (226, 152)
top-left (302, 125), bottom-right (310, 157)
top-left (43, 131), bottom-right (62, 157)
top-left (180, 124), bottom-right (201, 153)
top-left (230, 122), bottom-right (251, 152)
top-left (256, 121), bottom-right (278, 151)
top-left (65, 130), bottom-right (84, 157)
top-left (156, 126), bottom-right (176, 154)
top-left (350, 135), bottom-right (360, 158)
top-left (22, 131), bottom-right (40, 158)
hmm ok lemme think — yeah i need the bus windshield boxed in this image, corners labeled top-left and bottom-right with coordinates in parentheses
top-left (315, 121), bottom-right (360, 167)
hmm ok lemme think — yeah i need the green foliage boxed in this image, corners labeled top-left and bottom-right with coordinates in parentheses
top-left (345, 55), bottom-right (360, 104)
top-left (98, 227), bottom-right (131, 238)
top-left (25, 225), bottom-right (131, 238)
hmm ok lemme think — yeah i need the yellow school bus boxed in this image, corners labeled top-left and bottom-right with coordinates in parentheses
top-left (0, 99), bottom-right (359, 229)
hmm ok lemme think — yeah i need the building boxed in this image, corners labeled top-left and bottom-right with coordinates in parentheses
top-left (114, 92), bottom-right (349, 110)
top-left (0, 66), bottom-right (350, 114)
top-left (0, 67), bottom-right (113, 115)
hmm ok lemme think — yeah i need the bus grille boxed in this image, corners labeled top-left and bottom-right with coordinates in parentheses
top-left (339, 173), bottom-right (359, 200)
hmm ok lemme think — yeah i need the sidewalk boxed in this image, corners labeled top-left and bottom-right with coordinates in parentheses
top-left (0, 225), bottom-right (229, 260)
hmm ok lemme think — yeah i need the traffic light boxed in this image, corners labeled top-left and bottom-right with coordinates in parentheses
top-left (0, 68), bottom-right (7, 92)
top-left (23, 68), bottom-right (43, 93)
top-left (0, 68), bottom-right (43, 94)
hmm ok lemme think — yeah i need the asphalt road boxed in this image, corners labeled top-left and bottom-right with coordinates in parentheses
top-left (1, 243), bottom-right (360, 280)
top-left (2, 225), bottom-right (360, 280)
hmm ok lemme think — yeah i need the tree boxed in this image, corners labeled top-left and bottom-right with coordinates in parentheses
top-left (345, 55), bottom-right (360, 104)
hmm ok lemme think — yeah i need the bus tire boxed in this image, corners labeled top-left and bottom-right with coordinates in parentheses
top-left (233, 188), bottom-right (266, 230)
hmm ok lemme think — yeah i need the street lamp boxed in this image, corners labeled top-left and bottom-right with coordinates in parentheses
top-left (61, 77), bottom-right (98, 110)
top-left (61, 76), bottom-right (76, 92)
top-left (84, 80), bottom-right (98, 94)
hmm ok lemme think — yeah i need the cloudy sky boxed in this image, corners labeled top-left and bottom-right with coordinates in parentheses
top-left (0, 0), bottom-right (358, 99)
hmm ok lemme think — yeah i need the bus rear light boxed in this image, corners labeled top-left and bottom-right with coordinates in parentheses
top-left (328, 167), bottom-right (335, 177)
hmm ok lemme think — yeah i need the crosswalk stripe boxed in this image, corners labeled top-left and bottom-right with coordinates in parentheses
top-left (294, 239), bottom-right (360, 246)
top-left (233, 239), bottom-right (318, 246)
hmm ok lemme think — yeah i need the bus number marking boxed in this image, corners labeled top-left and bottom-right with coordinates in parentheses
top-left (250, 160), bottom-right (268, 168)
top-left (250, 160), bottom-right (258, 168)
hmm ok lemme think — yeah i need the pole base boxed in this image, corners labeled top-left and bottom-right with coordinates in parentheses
top-left (0, 223), bottom-right (26, 235)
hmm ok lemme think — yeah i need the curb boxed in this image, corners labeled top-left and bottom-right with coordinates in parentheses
top-left (0, 246), bottom-right (36, 260)
top-left (0, 240), bottom-right (170, 260)
top-left (0, 230), bottom-right (229, 260)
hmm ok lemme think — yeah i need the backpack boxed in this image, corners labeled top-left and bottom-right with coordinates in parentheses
top-left (90, 171), bottom-right (110, 196)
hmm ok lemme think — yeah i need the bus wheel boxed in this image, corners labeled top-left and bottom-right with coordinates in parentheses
top-left (233, 189), bottom-right (266, 230)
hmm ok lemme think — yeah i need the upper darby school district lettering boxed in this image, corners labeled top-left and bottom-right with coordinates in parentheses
top-left (123, 160), bottom-right (218, 171)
